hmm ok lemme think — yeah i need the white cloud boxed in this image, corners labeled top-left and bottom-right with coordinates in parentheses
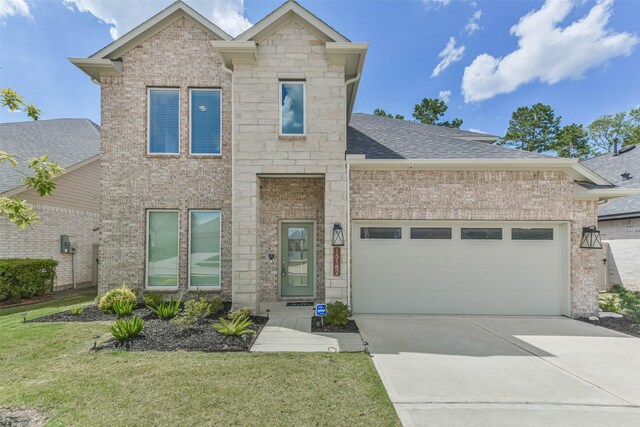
top-left (63, 0), bottom-right (252, 40)
top-left (0, 0), bottom-right (31, 19)
top-left (465, 10), bottom-right (482, 35)
top-left (438, 90), bottom-right (451, 103)
top-left (462, 0), bottom-right (639, 103)
top-left (431, 37), bottom-right (465, 78)
top-left (469, 128), bottom-right (487, 134)
top-left (422, 0), bottom-right (451, 8)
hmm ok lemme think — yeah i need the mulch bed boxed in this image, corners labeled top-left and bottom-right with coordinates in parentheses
top-left (30, 303), bottom-right (268, 352)
top-left (311, 316), bottom-right (359, 333)
top-left (579, 315), bottom-right (640, 338)
top-left (0, 407), bottom-right (49, 427)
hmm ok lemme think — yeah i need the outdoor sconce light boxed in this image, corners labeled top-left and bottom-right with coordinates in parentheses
top-left (580, 226), bottom-right (603, 249)
top-left (332, 223), bottom-right (345, 246)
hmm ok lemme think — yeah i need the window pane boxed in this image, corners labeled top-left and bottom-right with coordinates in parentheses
top-left (360, 227), bottom-right (402, 239)
top-left (190, 211), bottom-right (221, 287)
top-left (149, 89), bottom-right (179, 154)
top-left (512, 228), bottom-right (553, 240)
top-left (147, 211), bottom-right (179, 287)
top-left (410, 227), bottom-right (452, 239)
top-left (191, 90), bottom-right (221, 154)
top-left (461, 228), bottom-right (502, 240)
top-left (281, 82), bottom-right (304, 135)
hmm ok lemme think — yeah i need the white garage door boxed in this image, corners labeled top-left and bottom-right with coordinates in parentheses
top-left (352, 221), bottom-right (569, 316)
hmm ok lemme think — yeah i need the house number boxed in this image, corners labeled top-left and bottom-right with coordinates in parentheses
top-left (333, 247), bottom-right (341, 276)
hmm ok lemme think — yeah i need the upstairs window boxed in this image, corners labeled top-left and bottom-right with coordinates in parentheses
top-left (280, 81), bottom-right (305, 135)
top-left (190, 89), bottom-right (222, 155)
top-left (148, 88), bottom-right (180, 154)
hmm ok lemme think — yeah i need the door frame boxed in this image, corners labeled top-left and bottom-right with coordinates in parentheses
top-left (278, 219), bottom-right (317, 299)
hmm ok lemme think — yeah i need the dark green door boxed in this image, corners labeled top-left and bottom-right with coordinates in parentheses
top-left (280, 222), bottom-right (315, 297)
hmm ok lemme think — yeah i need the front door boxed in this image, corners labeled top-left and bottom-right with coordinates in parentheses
top-left (280, 222), bottom-right (315, 297)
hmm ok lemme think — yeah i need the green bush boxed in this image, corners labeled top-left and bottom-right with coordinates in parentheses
top-left (212, 316), bottom-right (256, 337)
top-left (112, 300), bottom-right (134, 317)
top-left (324, 301), bottom-right (351, 326)
top-left (599, 295), bottom-right (620, 313)
top-left (142, 292), bottom-right (164, 308)
top-left (70, 306), bottom-right (85, 316)
top-left (172, 297), bottom-right (212, 328)
top-left (0, 258), bottom-right (58, 303)
top-left (148, 297), bottom-right (181, 320)
top-left (109, 316), bottom-right (144, 347)
top-left (228, 307), bottom-right (251, 321)
top-left (98, 284), bottom-right (137, 313)
top-left (210, 297), bottom-right (225, 315)
top-left (617, 286), bottom-right (640, 323)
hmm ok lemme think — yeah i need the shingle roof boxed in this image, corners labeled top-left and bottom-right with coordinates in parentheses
top-left (347, 113), bottom-right (550, 160)
top-left (0, 119), bottom-right (101, 194)
top-left (583, 145), bottom-right (640, 218)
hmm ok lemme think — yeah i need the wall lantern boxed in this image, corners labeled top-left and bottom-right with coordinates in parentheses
top-left (580, 226), bottom-right (602, 249)
top-left (332, 223), bottom-right (345, 246)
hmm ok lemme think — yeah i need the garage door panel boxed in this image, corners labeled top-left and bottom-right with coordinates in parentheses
top-left (352, 222), bottom-right (566, 316)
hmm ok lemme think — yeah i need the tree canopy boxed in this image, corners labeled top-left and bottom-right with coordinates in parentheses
top-left (373, 97), bottom-right (463, 128)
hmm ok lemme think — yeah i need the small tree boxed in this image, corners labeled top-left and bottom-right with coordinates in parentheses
top-left (1, 88), bottom-right (64, 229)
top-left (588, 109), bottom-right (640, 154)
top-left (552, 123), bottom-right (591, 159)
top-left (373, 108), bottom-right (404, 120)
top-left (412, 98), bottom-right (462, 128)
top-left (498, 103), bottom-right (560, 152)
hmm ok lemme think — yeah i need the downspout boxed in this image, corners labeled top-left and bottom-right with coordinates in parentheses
top-left (346, 162), bottom-right (351, 310)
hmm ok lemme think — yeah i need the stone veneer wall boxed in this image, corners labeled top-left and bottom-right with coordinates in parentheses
top-left (0, 204), bottom-right (99, 290)
top-left (98, 18), bottom-right (232, 296)
top-left (600, 218), bottom-right (640, 290)
top-left (232, 21), bottom-right (348, 311)
top-left (349, 169), bottom-right (600, 316)
top-left (599, 217), bottom-right (640, 240)
top-left (258, 178), bottom-right (325, 302)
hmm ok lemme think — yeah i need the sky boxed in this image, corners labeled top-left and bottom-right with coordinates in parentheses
top-left (1, 0), bottom-right (639, 137)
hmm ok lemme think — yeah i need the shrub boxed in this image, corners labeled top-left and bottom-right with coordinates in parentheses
top-left (142, 292), bottom-right (164, 308)
top-left (599, 295), bottom-right (620, 313)
top-left (171, 297), bottom-right (212, 328)
top-left (610, 284), bottom-right (625, 294)
top-left (228, 307), bottom-right (251, 321)
top-left (98, 284), bottom-right (137, 313)
top-left (109, 316), bottom-right (144, 347)
top-left (324, 301), bottom-right (351, 326)
top-left (112, 300), bottom-right (134, 317)
top-left (70, 306), bottom-right (85, 316)
top-left (616, 286), bottom-right (640, 323)
top-left (212, 316), bottom-right (256, 337)
top-left (210, 297), bottom-right (224, 315)
top-left (148, 296), bottom-right (181, 320)
top-left (0, 258), bottom-right (58, 303)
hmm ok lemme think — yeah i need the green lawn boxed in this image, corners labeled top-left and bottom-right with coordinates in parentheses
top-left (0, 295), bottom-right (399, 426)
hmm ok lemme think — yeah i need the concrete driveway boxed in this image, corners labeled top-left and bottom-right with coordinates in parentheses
top-left (356, 315), bottom-right (640, 427)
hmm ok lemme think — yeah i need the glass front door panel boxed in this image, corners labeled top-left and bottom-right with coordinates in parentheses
top-left (281, 223), bottom-right (314, 297)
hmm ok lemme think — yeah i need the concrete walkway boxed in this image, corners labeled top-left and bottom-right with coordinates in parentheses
top-left (250, 302), bottom-right (364, 352)
top-left (357, 315), bottom-right (640, 427)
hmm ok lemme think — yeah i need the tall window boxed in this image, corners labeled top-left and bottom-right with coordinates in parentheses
top-left (280, 81), bottom-right (305, 135)
top-left (146, 210), bottom-right (179, 287)
top-left (148, 88), bottom-right (179, 154)
top-left (189, 210), bottom-right (221, 288)
top-left (190, 89), bottom-right (221, 155)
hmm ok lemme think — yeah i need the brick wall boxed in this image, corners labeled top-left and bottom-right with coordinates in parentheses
top-left (0, 204), bottom-right (99, 290)
top-left (349, 169), bottom-right (600, 316)
top-left (599, 217), bottom-right (640, 240)
top-left (599, 219), bottom-right (640, 290)
top-left (258, 178), bottom-right (325, 302)
top-left (232, 21), bottom-right (348, 310)
top-left (98, 18), bottom-right (232, 296)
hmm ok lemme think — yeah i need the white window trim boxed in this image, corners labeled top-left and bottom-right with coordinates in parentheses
top-left (145, 209), bottom-right (180, 290)
top-left (279, 81), bottom-right (306, 136)
top-left (189, 88), bottom-right (222, 156)
top-left (147, 87), bottom-right (180, 155)
top-left (188, 209), bottom-right (222, 289)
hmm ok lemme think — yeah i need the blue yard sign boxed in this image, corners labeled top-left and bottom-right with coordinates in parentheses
top-left (315, 304), bottom-right (327, 317)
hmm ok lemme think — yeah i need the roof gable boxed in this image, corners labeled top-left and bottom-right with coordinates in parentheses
top-left (234, 0), bottom-right (349, 43)
top-left (90, 1), bottom-right (231, 60)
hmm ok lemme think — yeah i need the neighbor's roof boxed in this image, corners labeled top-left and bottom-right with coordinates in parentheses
top-left (0, 119), bottom-right (101, 194)
top-left (346, 113), bottom-right (550, 160)
top-left (583, 145), bottom-right (640, 219)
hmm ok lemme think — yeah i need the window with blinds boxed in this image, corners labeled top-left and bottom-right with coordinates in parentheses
top-left (190, 89), bottom-right (221, 155)
top-left (148, 88), bottom-right (180, 154)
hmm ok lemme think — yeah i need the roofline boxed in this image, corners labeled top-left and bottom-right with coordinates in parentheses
top-left (2, 154), bottom-right (101, 197)
top-left (456, 135), bottom-right (500, 143)
top-left (68, 58), bottom-right (123, 81)
top-left (599, 211), bottom-right (640, 221)
top-left (89, 1), bottom-right (231, 60)
top-left (575, 187), bottom-right (640, 201)
top-left (234, 0), bottom-right (349, 43)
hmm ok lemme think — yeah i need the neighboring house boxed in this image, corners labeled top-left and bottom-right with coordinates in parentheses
top-left (0, 119), bottom-right (101, 290)
top-left (583, 145), bottom-right (640, 290)
top-left (71, 0), bottom-right (632, 317)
